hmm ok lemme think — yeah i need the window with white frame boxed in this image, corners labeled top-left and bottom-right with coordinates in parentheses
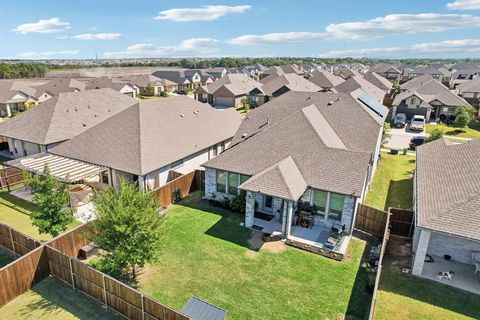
top-left (299, 188), bottom-right (345, 220)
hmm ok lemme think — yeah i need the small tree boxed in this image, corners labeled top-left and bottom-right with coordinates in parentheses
top-left (425, 128), bottom-right (444, 143)
top-left (381, 125), bottom-right (391, 146)
top-left (90, 178), bottom-right (163, 280)
top-left (241, 96), bottom-right (251, 112)
top-left (145, 82), bottom-right (155, 96)
top-left (453, 106), bottom-right (475, 131)
top-left (23, 165), bottom-right (73, 237)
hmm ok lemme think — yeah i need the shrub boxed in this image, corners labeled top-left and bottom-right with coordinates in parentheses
top-left (425, 128), bottom-right (444, 143)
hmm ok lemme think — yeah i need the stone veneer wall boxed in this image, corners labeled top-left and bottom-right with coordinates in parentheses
top-left (340, 196), bottom-right (356, 234)
top-left (427, 231), bottom-right (480, 265)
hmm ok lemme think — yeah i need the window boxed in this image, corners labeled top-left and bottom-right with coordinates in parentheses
top-left (240, 175), bottom-right (249, 185)
top-left (216, 170), bottom-right (226, 193)
top-left (313, 190), bottom-right (328, 216)
top-left (228, 173), bottom-right (239, 196)
top-left (212, 145), bottom-right (218, 157)
top-left (328, 193), bottom-right (345, 220)
top-left (220, 142), bottom-right (225, 152)
top-left (300, 189), bottom-right (311, 205)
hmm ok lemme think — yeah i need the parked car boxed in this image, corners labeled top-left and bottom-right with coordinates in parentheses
top-left (410, 115), bottom-right (425, 132)
top-left (409, 136), bottom-right (426, 149)
top-left (393, 113), bottom-right (407, 128)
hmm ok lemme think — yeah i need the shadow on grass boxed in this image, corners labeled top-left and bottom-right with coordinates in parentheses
top-left (384, 178), bottom-right (413, 211)
top-left (0, 190), bottom-right (37, 216)
top-left (20, 277), bottom-right (120, 320)
top-left (345, 231), bottom-right (376, 320)
top-left (379, 264), bottom-right (480, 319)
top-left (176, 195), bottom-right (252, 250)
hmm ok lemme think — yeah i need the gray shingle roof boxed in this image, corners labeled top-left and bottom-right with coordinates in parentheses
top-left (400, 74), bottom-right (436, 91)
top-left (201, 74), bottom-right (262, 96)
top-left (334, 75), bottom-right (386, 102)
top-left (369, 63), bottom-right (400, 75)
top-left (128, 74), bottom-right (176, 88)
top-left (204, 91), bottom-right (383, 197)
top-left (33, 78), bottom-right (86, 98)
top-left (307, 70), bottom-right (344, 89)
top-left (0, 80), bottom-right (32, 103)
top-left (259, 73), bottom-right (321, 96)
top-left (363, 72), bottom-right (392, 92)
top-left (50, 96), bottom-right (241, 176)
top-left (0, 88), bottom-right (137, 145)
top-left (457, 77), bottom-right (480, 93)
top-left (151, 70), bottom-right (192, 85)
top-left (416, 138), bottom-right (480, 241)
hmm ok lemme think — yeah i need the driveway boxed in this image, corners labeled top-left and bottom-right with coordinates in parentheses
top-left (386, 126), bottom-right (426, 149)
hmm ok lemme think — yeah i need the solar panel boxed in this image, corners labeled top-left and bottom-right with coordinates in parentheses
top-left (357, 93), bottom-right (388, 118)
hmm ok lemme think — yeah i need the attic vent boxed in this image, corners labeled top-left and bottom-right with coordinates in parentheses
top-left (241, 133), bottom-right (248, 139)
top-left (180, 114), bottom-right (185, 117)
top-left (75, 107), bottom-right (78, 111)
top-left (94, 114), bottom-right (97, 117)
top-left (193, 110), bottom-right (199, 116)
top-left (82, 123), bottom-right (87, 127)
top-left (327, 101), bottom-right (334, 106)
top-left (88, 105), bottom-right (90, 109)
top-left (66, 109), bottom-right (69, 112)
top-left (306, 96), bottom-right (312, 101)
top-left (108, 109), bottom-right (111, 112)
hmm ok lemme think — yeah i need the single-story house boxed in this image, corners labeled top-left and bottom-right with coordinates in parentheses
top-left (369, 63), bottom-right (401, 82)
top-left (402, 65), bottom-right (451, 84)
top-left (338, 67), bottom-right (359, 80)
top-left (202, 91), bottom-right (387, 257)
top-left (239, 64), bottom-right (268, 78)
top-left (49, 96), bottom-right (242, 191)
top-left (456, 77), bottom-right (480, 108)
top-left (194, 74), bottom-right (262, 108)
top-left (334, 75), bottom-right (386, 102)
top-left (249, 73), bottom-right (321, 106)
top-left (205, 67), bottom-right (227, 80)
top-left (392, 77), bottom-right (471, 121)
top-left (32, 78), bottom-right (86, 103)
top-left (128, 74), bottom-right (176, 96)
top-left (0, 80), bottom-right (37, 117)
top-left (412, 138), bottom-right (480, 293)
top-left (306, 70), bottom-right (344, 92)
top-left (260, 64), bottom-right (303, 80)
top-left (84, 77), bottom-right (137, 97)
top-left (151, 70), bottom-right (195, 92)
top-left (0, 88), bottom-right (137, 158)
top-left (363, 72), bottom-right (393, 94)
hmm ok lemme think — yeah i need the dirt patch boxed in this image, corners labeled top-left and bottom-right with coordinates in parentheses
top-left (247, 230), bottom-right (286, 254)
top-left (261, 240), bottom-right (285, 253)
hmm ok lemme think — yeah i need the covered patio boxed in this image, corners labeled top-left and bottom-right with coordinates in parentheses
top-left (6, 153), bottom-right (110, 222)
top-left (421, 255), bottom-right (480, 294)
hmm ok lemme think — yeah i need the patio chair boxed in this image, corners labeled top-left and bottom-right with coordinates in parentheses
top-left (473, 252), bottom-right (480, 274)
top-left (330, 223), bottom-right (345, 240)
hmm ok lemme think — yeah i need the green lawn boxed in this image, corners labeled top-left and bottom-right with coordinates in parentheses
top-left (365, 154), bottom-right (416, 211)
top-left (234, 105), bottom-right (248, 115)
top-left (0, 191), bottom-right (80, 241)
top-left (425, 122), bottom-right (480, 139)
top-left (138, 198), bottom-right (371, 320)
top-left (0, 277), bottom-right (121, 319)
top-left (375, 264), bottom-right (480, 320)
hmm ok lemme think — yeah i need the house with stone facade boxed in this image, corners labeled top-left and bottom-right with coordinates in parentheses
top-left (412, 138), bottom-right (480, 294)
top-left (202, 91), bottom-right (387, 258)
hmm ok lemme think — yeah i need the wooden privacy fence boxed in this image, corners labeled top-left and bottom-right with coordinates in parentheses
top-left (0, 223), bottom-right (41, 257)
top-left (0, 222), bottom-right (191, 319)
top-left (0, 166), bottom-right (24, 191)
top-left (0, 246), bottom-right (49, 307)
top-left (46, 246), bottom-right (190, 320)
top-left (388, 208), bottom-right (414, 237)
top-left (354, 204), bottom-right (389, 236)
top-left (153, 170), bottom-right (199, 208)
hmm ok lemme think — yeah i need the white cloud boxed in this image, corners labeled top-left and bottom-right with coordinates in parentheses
top-left (13, 17), bottom-right (70, 34)
top-left (71, 33), bottom-right (122, 40)
top-left (447, 0), bottom-right (480, 10)
top-left (229, 13), bottom-right (480, 45)
top-left (325, 13), bottom-right (480, 40)
top-left (319, 39), bottom-right (480, 58)
top-left (154, 5), bottom-right (251, 22)
top-left (104, 38), bottom-right (219, 58)
top-left (228, 32), bottom-right (327, 45)
top-left (17, 50), bottom-right (79, 59)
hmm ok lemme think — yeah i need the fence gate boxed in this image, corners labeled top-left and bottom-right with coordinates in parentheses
top-left (388, 208), bottom-right (414, 237)
top-left (354, 204), bottom-right (389, 237)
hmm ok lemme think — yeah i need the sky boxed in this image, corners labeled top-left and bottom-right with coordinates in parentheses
top-left (1, 0), bottom-right (480, 59)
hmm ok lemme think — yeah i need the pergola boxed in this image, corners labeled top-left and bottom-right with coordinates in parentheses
top-left (6, 153), bottom-right (107, 184)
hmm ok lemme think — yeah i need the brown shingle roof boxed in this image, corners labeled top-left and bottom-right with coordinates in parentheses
top-left (307, 70), bottom-right (344, 89)
top-left (259, 73), bottom-right (320, 96)
top-left (204, 91), bottom-right (383, 197)
top-left (50, 96), bottom-right (242, 175)
top-left (201, 74), bottom-right (262, 96)
top-left (416, 138), bottom-right (480, 240)
top-left (0, 88), bottom-right (137, 145)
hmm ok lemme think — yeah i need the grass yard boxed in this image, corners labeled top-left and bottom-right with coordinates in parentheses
top-left (0, 191), bottom-right (80, 241)
top-left (0, 277), bottom-right (121, 319)
top-left (138, 198), bottom-right (372, 320)
top-left (365, 153), bottom-right (416, 211)
top-left (425, 122), bottom-right (480, 139)
top-left (234, 105), bottom-right (248, 115)
top-left (374, 263), bottom-right (480, 320)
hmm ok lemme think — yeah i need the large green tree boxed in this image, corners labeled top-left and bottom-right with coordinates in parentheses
top-left (23, 165), bottom-right (73, 237)
top-left (90, 178), bottom-right (163, 279)
top-left (453, 106), bottom-right (475, 130)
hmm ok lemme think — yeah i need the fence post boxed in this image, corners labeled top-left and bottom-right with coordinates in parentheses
top-left (141, 294), bottom-right (145, 320)
top-left (8, 227), bottom-right (16, 255)
top-left (69, 257), bottom-right (75, 291)
top-left (102, 274), bottom-right (108, 308)
top-left (4, 168), bottom-right (10, 192)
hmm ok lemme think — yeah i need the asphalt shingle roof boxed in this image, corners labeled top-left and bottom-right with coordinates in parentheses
top-left (416, 138), bottom-right (480, 241)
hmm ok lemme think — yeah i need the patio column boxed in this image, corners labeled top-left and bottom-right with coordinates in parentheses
top-left (245, 191), bottom-right (255, 228)
top-left (281, 200), bottom-right (288, 235)
top-left (412, 229), bottom-right (431, 276)
top-left (285, 201), bottom-right (294, 237)
top-left (6, 104), bottom-right (12, 118)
